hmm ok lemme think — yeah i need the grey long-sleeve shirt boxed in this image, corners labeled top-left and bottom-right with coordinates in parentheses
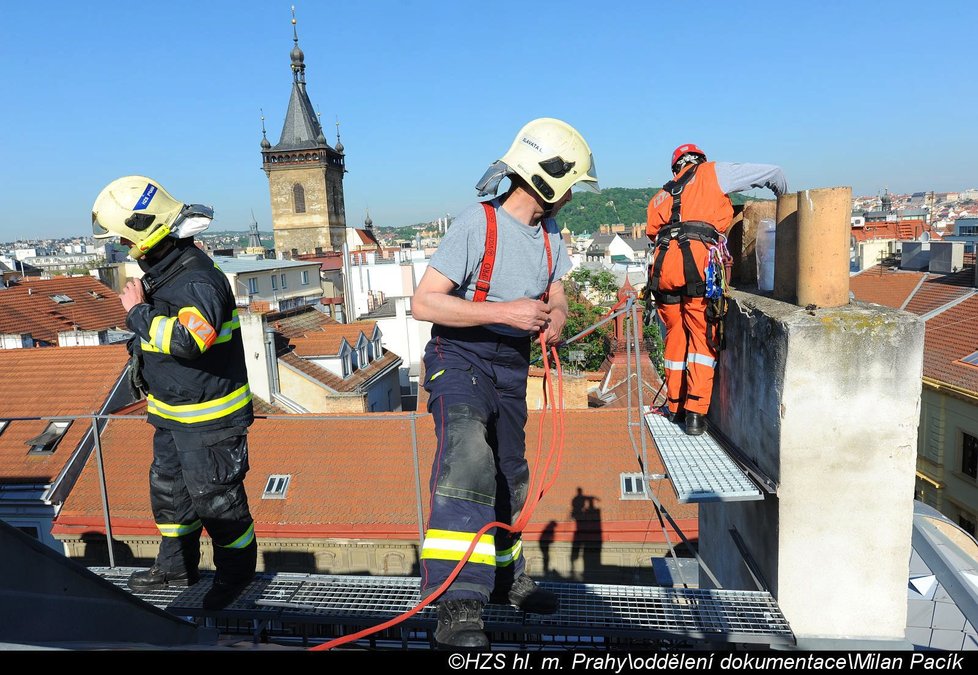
top-left (714, 162), bottom-right (788, 197)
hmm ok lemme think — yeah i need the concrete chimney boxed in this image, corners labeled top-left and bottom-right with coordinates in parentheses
top-left (705, 291), bottom-right (923, 645)
top-left (796, 187), bottom-right (852, 308)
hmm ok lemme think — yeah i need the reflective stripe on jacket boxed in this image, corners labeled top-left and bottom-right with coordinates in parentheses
top-left (126, 241), bottom-right (253, 431)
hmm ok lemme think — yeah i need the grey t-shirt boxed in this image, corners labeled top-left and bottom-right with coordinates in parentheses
top-left (429, 199), bottom-right (573, 337)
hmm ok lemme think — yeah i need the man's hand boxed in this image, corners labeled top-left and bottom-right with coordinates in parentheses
top-left (502, 298), bottom-right (551, 333)
top-left (544, 305), bottom-right (566, 347)
top-left (119, 279), bottom-right (145, 313)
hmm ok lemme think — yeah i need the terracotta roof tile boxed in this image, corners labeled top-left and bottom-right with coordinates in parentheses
top-left (0, 277), bottom-right (128, 344)
top-left (279, 351), bottom-right (346, 390)
top-left (290, 332), bottom-right (348, 356)
top-left (0, 345), bottom-right (129, 483)
top-left (279, 350), bottom-right (402, 393)
top-left (850, 267), bottom-right (924, 309)
top-left (850, 265), bottom-right (978, 392)
top-left (54, 408), bottom-right (696, 543)
top-left (904, 279), bottom-right (971, 316)
top-left (266, 306), bottom-right (338, 338)
top-left (923, 294), bottom-right (978, 391)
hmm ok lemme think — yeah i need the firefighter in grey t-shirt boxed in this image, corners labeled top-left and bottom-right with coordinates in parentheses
top-left (412, 118), bottom-right (599, 649)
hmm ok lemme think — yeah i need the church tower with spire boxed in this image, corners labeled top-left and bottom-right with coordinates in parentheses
top-left (261, 9), bottom-right (347, 256)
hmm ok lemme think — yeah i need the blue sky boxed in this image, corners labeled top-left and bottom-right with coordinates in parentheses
top-left (1, 0), bottom-right (975, 240)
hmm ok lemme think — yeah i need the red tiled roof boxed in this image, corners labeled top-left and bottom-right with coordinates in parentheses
top-left (290, 332), bottom-right (348, 356)
top-left (850, 266), bottom-right (975, 316)
top-left (267, 305), bottom-right (338, 338)
top-left (849, 267), bottom-right (925, 309)
top-left (252, 396), bottom-right (290, 415)
top-left (279, 351), bottom-right (346, 390)
top-left (849, 265), bottom-right (978, 392)
top-left (0, 276), bottom-right (128, 344)
top-left (923, 294), bottom-right (978, 392)
top-left (287, 321), bottom-right (377, 356)
top-left (0, 345), bottom-right (129, 483)
top-left (53, 408), bottom-right (697, 544)
top-left (851, 220), bottom-right (938, 243)
top-left (279, 350), bottom-right (402, 393)
top-left (904, 277), bottom-right (971, 316)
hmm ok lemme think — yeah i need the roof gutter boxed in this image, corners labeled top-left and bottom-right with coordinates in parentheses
top-left (922, 376), bottom-right (978, 404)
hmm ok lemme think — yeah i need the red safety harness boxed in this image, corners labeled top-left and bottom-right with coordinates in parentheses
top-left (472, 201), bottom-right (554, 303)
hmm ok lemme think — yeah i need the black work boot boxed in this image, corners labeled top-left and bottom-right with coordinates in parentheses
top-left (127, 563), bottom-right (198, 591)
top-left (434, 599), bottom-right (490, 650)
top-left (491, 573), bottom-right (559, 614)
top-left (202, 573), bottom-right (254, 610)
top-left (685, 412), bottom-right (706, 436)
top-left (204, 537), bottom-right (257, 609)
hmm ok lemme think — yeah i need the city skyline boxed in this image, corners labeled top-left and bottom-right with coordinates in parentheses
top-left (1, 0), bottom-right (976, 240)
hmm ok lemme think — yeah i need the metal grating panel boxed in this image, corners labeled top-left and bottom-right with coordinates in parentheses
top-left (645, 412), bottom-right (762, 503)
top-left (90, 568), bottom-right (793, 646)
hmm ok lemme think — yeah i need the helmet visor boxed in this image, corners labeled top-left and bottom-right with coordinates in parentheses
top-left (91, 213), bottom-right (113, 238)
top-left (572, 154), bottom-right (600, 193)
top-left (475, 160), bottom-right (512, 197)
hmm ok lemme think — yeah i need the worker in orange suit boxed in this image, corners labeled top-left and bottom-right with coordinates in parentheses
top-left (646, 144), bottom-right (786, 435)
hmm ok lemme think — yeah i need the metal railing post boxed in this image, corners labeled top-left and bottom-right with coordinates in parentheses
top-left (409, 415), bottom-right (425, 547)
top-left (91, 416), bottom-right (115, 568)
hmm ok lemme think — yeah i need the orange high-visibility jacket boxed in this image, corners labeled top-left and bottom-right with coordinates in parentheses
top-left (646, 162), bottom-right (731, 294)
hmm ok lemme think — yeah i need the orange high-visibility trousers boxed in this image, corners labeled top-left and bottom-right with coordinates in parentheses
top-left (656, 295), bottom-right (716, 416)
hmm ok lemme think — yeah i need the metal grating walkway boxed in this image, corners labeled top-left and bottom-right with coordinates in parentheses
top-left (644, 411), bottom-right (762, 503)
top-left (91, 568), bottom-right (794, 647)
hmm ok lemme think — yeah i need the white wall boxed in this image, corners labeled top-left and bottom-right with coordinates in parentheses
top-left (347, 257), bottom-right (429, 319)
top-left (375, 297), bottom-right (432, 389)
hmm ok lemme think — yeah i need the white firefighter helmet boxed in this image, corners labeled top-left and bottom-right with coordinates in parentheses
top-left (475, 118), bottom-right (599, 204)
top-left (91, 176), bottom-right (213, 258)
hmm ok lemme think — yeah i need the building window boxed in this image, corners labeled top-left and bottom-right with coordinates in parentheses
top-left (963, 433), bottom-right (978, 479)
top-left (280, 273), bottom-right (287, 289)
top-left (262, 474), bottom-right (291, 499)
top-left (248, 277), bottom-right (258, 294)
top-left (271, 275), bottom-right (278, 290)
top-left (373, 338), bottom-right (383, 359)
top-left (301, 270), bottom-right (310, 285)
top-left (620, 472), bottom-right (648, 500)
top-left (342, 353), bottom-right (352, 378)
top-left (293, 184), bottom-right (306, 214)
top-left (26, 420), bottom-right (71, 455)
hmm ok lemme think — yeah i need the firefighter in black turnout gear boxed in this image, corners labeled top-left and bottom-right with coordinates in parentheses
top-left (92, 176), bottom-right (256, 610)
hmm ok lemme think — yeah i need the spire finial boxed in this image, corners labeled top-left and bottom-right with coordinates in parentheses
top-left (289, 5), bottom-right (305, 82)
top-left (260, 108), bottom-right (271, 149)
top-left (335, 116), bottom-right (345, 153)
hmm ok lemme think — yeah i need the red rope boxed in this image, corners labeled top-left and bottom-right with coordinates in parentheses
top-left (310, 335), bottom-right (566, 651)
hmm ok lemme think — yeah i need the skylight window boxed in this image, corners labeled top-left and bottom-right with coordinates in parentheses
top-left (262, 474), bottom-right (291, 499)
top-left (26, 420), bottom-right (71, 455)
top-left (49, 294), bottom-right (73, 304)
top-left (962, 350), bottom-right (978, 367)
top-left (0, 420), bottom-right (8, 437)
top-left (620, 472), bottom-right (648, 500)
